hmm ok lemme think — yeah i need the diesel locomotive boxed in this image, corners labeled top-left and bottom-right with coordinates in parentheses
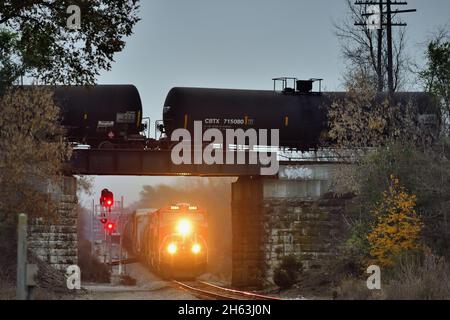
top-left (124, 203), bottom-right (208, 279)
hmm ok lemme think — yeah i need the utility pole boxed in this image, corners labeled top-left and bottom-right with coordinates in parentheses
top-left (386, 0), bottom-right (394, 94)
top-left (119, 196), bottom-right (124, 275)
top-left (16, 213), bottom-right (37, 300)
top-left (377, 0), bottom-right (383, 92)
top-left (91, 199), bottom-right (95, 256)
top-left (355, 1), bottom-right (416, 94)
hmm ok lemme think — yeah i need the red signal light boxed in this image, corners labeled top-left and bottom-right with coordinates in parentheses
top-left (100, 218), bottom-right (108, 224)
top-left (105, 222), bottom-right (116, 234)
top-left (100, 189), bottom-right (114, 208)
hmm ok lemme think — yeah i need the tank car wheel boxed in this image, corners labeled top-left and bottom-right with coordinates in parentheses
top-left (98, 141), bottom-right (116, 149)
top-left (130, 142), bottom-right (145, 150)
top-left (145, 138), bottom-right (159, 150)
top-left (158, 140), bottom-right (177, 151)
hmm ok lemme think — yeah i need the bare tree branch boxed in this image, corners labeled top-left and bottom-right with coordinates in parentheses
top-left (334, 0), bottom-right (411, 92)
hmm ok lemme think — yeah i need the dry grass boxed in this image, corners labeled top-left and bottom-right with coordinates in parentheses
top-left (336, 253), bottom-right (450, 300)
top-left (0, 273), bottom-right (15, 300)
top-left (336, 278), bottom-right (383, 300)
top-left (119, 274), bottom-right (137, 286)
top-left (383, 253), bottom-right (450, 300)
top-left (78, 240), bottom-right (111, 283)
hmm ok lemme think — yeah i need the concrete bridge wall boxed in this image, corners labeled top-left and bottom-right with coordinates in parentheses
top-left (29, 176), bottom-right (78, 272)
top-left (231, 165), bottom-right (350, 288)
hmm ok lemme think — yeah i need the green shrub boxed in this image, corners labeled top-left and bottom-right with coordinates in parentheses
top-left (273, 269), bottom-right (293, 289)
top-left (273, 255), bottom-right (302, 289)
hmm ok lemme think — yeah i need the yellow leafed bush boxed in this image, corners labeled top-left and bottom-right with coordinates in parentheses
top-left (368, 175), bottom-right (423, 267)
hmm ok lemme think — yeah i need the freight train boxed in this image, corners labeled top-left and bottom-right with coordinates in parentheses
top-left (124, 204), bottom-right (208, 279)
top-left (47, 79), bottom-right (438, 150)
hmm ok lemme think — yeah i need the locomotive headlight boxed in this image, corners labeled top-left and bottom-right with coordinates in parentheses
top-left (191, 244), bottom-right (201, 254)
top-left (177, 219), bottom-right (191, 236)
top-left (167, 243), bottom-right (177, 255)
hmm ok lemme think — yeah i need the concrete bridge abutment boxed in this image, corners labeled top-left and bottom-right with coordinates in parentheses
top-left (29, 176), bottom-right (78, 272)
top-left (231, 164), bottom-right (350, 288)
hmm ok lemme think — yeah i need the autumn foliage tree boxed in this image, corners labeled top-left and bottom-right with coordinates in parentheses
top-left (328, 72), bottom-right (423, 152)
top-left (328, 74), bottom-right (389, 150)
top-left (0, 87), bottom-right (71, 281)
top-left (368, 175), bottom-right (423, 267)
top-left (0, 87), bottom-right (71, 223)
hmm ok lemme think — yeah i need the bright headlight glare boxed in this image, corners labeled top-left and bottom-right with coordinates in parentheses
top-left (191, 244), bottom-right (201, 254)
top-left (167, 243), bottom-right (177, 254)
top-left (177, 219), bottom-right (191, 236)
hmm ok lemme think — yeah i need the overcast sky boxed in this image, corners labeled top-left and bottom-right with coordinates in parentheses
top-left (80, 0), bottom-right (450, 207)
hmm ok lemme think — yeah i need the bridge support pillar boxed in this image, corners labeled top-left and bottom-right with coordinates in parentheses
top-left (231, 176), bottom-right (264, 288)
top-left (29, 176), bottom-right (78, 272)
top-left (231, 165), bottom-right (351, 288)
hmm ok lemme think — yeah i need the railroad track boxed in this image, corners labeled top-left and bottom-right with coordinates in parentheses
top-left (172, 280), bottom-right (281, 300)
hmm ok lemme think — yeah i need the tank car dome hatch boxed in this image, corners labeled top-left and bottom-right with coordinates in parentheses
top-left (296, 80), bottom-right (313, 93)
top-left (272, 77), bottom-right (324, 94)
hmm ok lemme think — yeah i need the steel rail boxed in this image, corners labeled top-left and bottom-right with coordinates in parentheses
top-left (172, 280), bottom-right (240, 300)
top-left (198, 281), bottom-right (281, 301)
top-left (173, 280), bottom-right (281, 300)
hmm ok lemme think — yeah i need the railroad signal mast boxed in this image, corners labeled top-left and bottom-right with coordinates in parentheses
top-left (92, 190), bottom-right (124, 268)
top-left (99, 188), bottom-right (114, 229)
top-left (100, 188), bottom-right (114, 213)
top-left (354, 1), bottom-right (416, 94)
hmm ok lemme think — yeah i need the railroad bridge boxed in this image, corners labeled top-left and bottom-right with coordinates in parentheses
top-left (36, 149), bottom-right (350, 288)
